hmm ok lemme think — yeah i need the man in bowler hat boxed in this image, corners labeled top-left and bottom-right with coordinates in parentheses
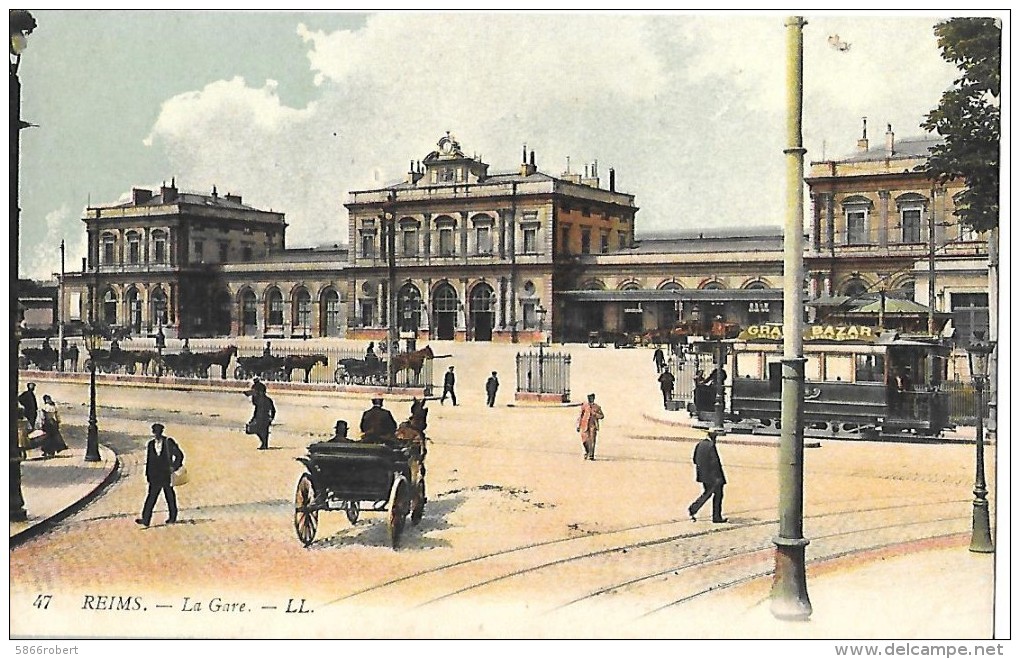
top-left (687, 430), bottom-right (727, 523)
top-left (136, 423), bottom-right (185, 527)
top-left (360, 398), bottom-right (398, 442)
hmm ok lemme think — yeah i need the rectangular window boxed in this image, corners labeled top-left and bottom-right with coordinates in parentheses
top-left (242, 244), bottom-right (253, 261)
top-left (269, 298), bottom-right (284, 326)
top-left (219, 241), bottom-right (229, 261)
top-left (846, 210), bottom-right (867, 245)
top-left (580, 229), bottom-right (591, 254)
top-left (402, 229), bottom-right (417, 257)
top-left (560, 226), bottom-right (570, 254)
top-left (476, 226), bottom-right (491, 254)
top-left (951, 293), bottom-right (989, 350)
top-left (193, 240), bottom-right (204, 261)
top-left (600, 232), bottom-right (609, 254)
top-left (129, 241), bottom-right (140, 264)
top-left (523, 227), bottom-right (537, 253)
top-left (439, 228), bottom-right (455, 255)
top-left (154, 237), bottom-right (166, 263)
top-left (360, 300), bottom-right (375, 327)
top-left (103, 241), bottom-right (115, 263)
top-left (855, 354), bottom-right (885, 383)
top-left (902, 208), bottom-right (922, 243)
top-left (362, 233), bottom-right (375, 258)
top-left (522, 302), bottom-right (537, 329)
top-left (618, 232), bottom-right (627, 250)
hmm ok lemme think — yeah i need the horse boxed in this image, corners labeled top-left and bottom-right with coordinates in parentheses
top-left (284, 353), bottom-right (328, 383)
top-left (21, 347), bottom-right (58, 371)
top-left (197, 345), bottom-right (237, 379)
top-left (391, 345), bottom-right (452, 379)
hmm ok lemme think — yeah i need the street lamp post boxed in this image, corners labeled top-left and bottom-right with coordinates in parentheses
top-left (384, 191), bottom-right (397, 390)
top-left (535, 305), bottom-right (547, 393)
top-left (712, 340), bottom-right (727, 434)
top-left (771, 15), bottom-right (812, 620)
top-left (967, 333), bottom-right (995, 553)
top-left (10, 9), bottom-right (38, 523)
top-left (84, 329), bottom-right (103, 462)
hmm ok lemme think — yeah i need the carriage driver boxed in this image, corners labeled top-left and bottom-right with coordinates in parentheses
top-left (360, 398), bottom-right (398, 442)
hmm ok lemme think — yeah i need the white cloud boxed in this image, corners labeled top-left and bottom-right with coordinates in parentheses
top-left (142, 13), bottom-right (960, 248)
top-left (21, 205), bottom-right (86, 281)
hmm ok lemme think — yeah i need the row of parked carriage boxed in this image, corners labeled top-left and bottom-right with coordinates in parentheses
top-left (19, 343), bottom-right (438, 386)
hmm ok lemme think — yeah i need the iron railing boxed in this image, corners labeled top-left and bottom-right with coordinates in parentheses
top-left (516, 347), bottom-right (571, 397)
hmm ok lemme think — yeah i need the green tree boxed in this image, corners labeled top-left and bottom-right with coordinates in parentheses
top-left (920, 17), bottom-right (1001, 233)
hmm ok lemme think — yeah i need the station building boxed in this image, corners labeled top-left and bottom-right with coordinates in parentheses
top-left (58, 127), bottom-right (989, 349)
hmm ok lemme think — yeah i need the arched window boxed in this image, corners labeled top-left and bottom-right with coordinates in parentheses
top-left (398, 283), bottom-right (423, 333)
top-left (432, 283), bottom-right (459, 340)
top-left (266, 288), bottom-right (284, 326)
top-left (102, 288), bottom-right (118, 326)
top-left (152, 230), bottom-right (167, 263)
top-left (843, 279), bottom-right (869, 298)
top-left (294, 288), bottom-right (311, 332)
top-left (469, 283), bottom-right (496, 341)
top-left (125, 287), bottom-right (142, 333)
top-left (320, 288), bottom-right (341, 337)
top-left (150, 288), bottom-right (167, 327)
top-left (126, 231), bottom-right (141, 265)
top-left (702, 281), bottom-right (724, 290)
top-left (240, 289), bottom-right (257, 334)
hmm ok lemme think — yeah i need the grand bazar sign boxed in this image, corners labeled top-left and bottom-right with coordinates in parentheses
top-left (737, 324), bottom-right (876, 342)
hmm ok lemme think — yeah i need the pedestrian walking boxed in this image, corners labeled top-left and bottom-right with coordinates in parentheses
top-left (576, 393), bottom-right (605, 461)
top-left (247, 381), bottom-right (276, 450)
top-left (40, 394), bottom-right (68, 458)
top-left (485, 371), bottom-right (499, 407)
top-left (441, 366), bottom-right (457, 406)
top-left (18, 382), bottom-right (38, 430)
top-left (653, 347), bottom-right (666, 373)
top-left (687, 430), bottom-right (727, 523)
top-left (136, 423), bottom-right (185, 527)
top-left (16, 406), bottom-right (31, 459)
top-left (658, 369), bottom-right (676, 408)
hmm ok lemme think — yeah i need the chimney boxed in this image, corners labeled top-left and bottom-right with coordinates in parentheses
top-left (885, 124), bottom-right (895, 156)
top-left (582, 161), bottom-right (600, 188)
top-left (131, 188), bottom-right (153, 205)
top-left (160, 179), bottom-right (178, 203)
top-left (520, 147), bottom-right (537, 176)
top-left (856, 116), bottom-right (869, 153)
top-left (211, 185), bottom-right (218, 198)
top-left (225, 193), bottom-right (242, 204)
top-left (609, 168), bottom-right (616, 192)
top-left (82, 257), bottom-right (87, 272)
top-left (407, 160), bottom-right (424, 184)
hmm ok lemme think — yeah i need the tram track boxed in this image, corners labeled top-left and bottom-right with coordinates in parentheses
top-left (321, 496), bottom-right (970, 613)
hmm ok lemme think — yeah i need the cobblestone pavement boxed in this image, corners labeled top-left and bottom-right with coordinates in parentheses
top-left (10, 340), bottom-right (1000, 639)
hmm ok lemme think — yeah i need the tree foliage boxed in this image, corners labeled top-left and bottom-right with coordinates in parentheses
top-left (920, 17), bottom-right (1000, 233)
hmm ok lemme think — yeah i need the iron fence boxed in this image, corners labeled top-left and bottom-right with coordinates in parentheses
top-left (941, 380), bottom-right (978, 425)
top-left (516, 347), bottom-right (571, 397)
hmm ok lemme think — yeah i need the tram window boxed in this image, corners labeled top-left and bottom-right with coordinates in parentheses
top-left (855, 354), bottom-right (885, 382)
top-left (825, 355), bottom-right (853, 382)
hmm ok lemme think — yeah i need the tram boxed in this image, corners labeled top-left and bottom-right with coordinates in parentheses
top-left (728, 323), bottom-right (952, 441)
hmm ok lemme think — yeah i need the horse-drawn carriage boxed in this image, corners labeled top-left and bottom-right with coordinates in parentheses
top-left (234, 353), bottom-right (287, 381)
top-left (333, 357), bottom-right (387, 385)
top-left (83, 346), bottom-right (159, 375)
top-left (160, 346), bottom-right (236, 379)
top-left (293, 402), bottom-right (428, 548)
top-left (20, 345), bottom-right (59, 370)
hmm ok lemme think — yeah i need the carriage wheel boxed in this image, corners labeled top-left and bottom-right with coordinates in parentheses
top-left (294, 474), bottom-right (319, 547)
top-left (83, 359), bottom-right (93, 372)
top-left (126, 362), bottom-right (137, 375)
top-left (333, 366), bottom-right (346, 385)
top-left (410, 480), bottom-right (426, 526)
top-left (234, 365), bottom-right (246, 380)
top-left (345, 500), bottom-right (360, 525)
top-left (387, 476), bottom-right (410, 549)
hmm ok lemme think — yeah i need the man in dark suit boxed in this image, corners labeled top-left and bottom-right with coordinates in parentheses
top-left (687, 430), bottom-right (727, 523)
top-left (441, 366), bottom-right (457, 405)
top-left (360, 398), bottom-right (397, 442)
top-left (136, 423), bottom-right (185, 527)
top-left (485, 371), bottom-right (499, 407)
top-left (18, 382), bottom-right (38, 430)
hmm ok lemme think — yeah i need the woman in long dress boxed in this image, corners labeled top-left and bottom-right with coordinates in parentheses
top-left (40, 394), bottom-right (69, 458)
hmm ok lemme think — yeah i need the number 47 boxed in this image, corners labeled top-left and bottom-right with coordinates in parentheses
top-left (33, 594), bottom-right (52, 609)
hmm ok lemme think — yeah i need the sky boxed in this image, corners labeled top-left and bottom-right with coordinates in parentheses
top-left (14, 9), bottom-right (987, 280)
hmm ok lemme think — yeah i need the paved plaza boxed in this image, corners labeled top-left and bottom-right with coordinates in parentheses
top-left (11, 339), bottom-right (1002, 640)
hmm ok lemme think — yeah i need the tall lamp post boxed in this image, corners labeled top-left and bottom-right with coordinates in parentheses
top-left (384, 191), bottom-right (397, 390)
top-left (967, 333), bottom-right (995, 553)
top-left (83, 329), bottom-right (103, 462)
top-left (536, 305), bottom-right (547, 393)
top-left (10, 9), bottom-right (38, 523)
top-left (770, 15), bottom-right (812, 620)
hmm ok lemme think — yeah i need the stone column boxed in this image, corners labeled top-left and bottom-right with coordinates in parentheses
top-left (878, 191), bottom-right (890, 248)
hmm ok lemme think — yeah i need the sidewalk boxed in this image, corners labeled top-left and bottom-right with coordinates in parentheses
top-left (9, 444), bottom-right (119, 546)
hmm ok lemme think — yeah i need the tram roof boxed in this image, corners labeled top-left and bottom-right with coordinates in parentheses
top-left (556, 288), bottom-right (785, 302)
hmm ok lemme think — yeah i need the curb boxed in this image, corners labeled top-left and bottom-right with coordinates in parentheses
top-left (10, 445), bottom-right (120, 548)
